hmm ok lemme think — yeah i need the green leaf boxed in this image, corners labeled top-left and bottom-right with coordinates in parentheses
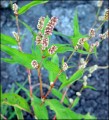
top-left (77, 49), bottom-right (92, 54)
top-left (51, 88), bottom-right (69, 105)
top-left (1, 33), bottom-right (17, 45)
top-left (1, 93), bottom-right (31, 113)
top-left (72, 10), bottom-right (80, 36)
top-left (83, 41), bottom-right (90, 51)
top-left (46, 99), bottom-right (96, 119)
top-left (71, 97), bottom-right (80, 109)
top-left (1, 44), bottom-right (41, 69)
top-left (49, 54), bottom-right (59, 82)
top-left (59, 69), bottom-right (84, 90)
top-left (84, 85), bottom-right (96, 91)
top-left (31, 96), bottom-right (48, 119)
top-left (1, 58), bottom-right (16, 64)
top-left (14, 107), bottom-right (24, 120)
top-left (18, 1), bottom-right (48, 15)
top-left (43, 59), bottom-right (67, 83)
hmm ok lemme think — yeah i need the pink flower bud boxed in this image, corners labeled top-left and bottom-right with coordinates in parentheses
top-left (31, 60), bottom-right (39, 68)
top-left (89, 28), bottom-right (95, 37)
top-left (37, 17), bottom-right (45, 30)
top-left (48, 45), bottom-right (58, 54)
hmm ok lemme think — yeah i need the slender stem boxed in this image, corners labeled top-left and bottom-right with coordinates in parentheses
top-left (98, 66), bottom-right (109, 69)
top-left (67, 50), bottom-right (75, 63)
top-left (41, 70), bottom-right (62, 105)
top-left (95, 21), bottom-right (105, 32)
top-left (37, 67), bottom-right (43, 98)
top-left (60, 86), bottom-right (69, 103)
top-left (27, 69), bottom-right (33, 100)
top-left (0, 114), bottom-right (7, 120)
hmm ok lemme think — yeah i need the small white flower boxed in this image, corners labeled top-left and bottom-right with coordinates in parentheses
top-left (31, 60), bottom-right (39, 69)
top-left (83, 81), bottom-right (87, 87)
top-left (62, 62), bottom-right (68, 71)
top-left (69, 98), bottom-right (74, 104)
top-left (83, 76), bottom-right (88, 81)
top-left (88, 74), bottom-right (92, 77)
top-left (97, 0), bottom-right (103, 7)
top-left (76, 92), bottom-right (81, 97)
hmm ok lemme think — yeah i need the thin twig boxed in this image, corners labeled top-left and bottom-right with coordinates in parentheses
top-left (1, 114), bottom-right (7, 120)
top-left (37, 67), bottom-right (43, 98)
top-left (41, 70), bottom-right (63, 105)
top-left (27, 69), bottom-right (33, 100)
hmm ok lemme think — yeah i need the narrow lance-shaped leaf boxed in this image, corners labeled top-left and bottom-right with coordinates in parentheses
top-left (71, 97), bottom-right (80, 109)
top-left (1, 44), bottom-right (42, 69)
top-left (14, 107), bottom-right (24, 120)
top-left (1, 93), bottom-right (31, 113)
top-left (1, 33), bottom-right (17, 46)
top-left (18, 1), bottom-right (48, 15)
top-left (31, 96), bottom-right (48, 119)
top-left (46, 99), bottom-right (97, 119)
top-left (43, 59), bottom-right (67, 83)
top-left (59, 69), bottom-right (84, 90)
top-left (49, 54), bottom-right (59, 82)
top-left (83, 85), bottom-right (96, 91)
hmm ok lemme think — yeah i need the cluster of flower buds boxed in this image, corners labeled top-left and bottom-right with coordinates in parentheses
top-left (76, 92), bottom-right (81, 97)
top-left (37, 17), bottom-right (45, 30)
top-left (78, 58), bottom-right (87, 69)
top-left (36, 32), bottom-right (43, 45)
top-left (99, 30), bottom-right (109, 40)
top-left (44, 17), bottom-right (58, 35)
top-left (31, 60), bottom-right (39, 69)
top-left (62, 62), bottom-right (68, 71)
top-left (12, 3), bottom-right (18, 15)
top-left (97, 0), bottom-right (103, 7)
top-left (48, 45), bottom-right (58, 54)
top-left (77, 38), bottom-right (88, 46)
top-left (41, 36), bottom-right (49, 50)
top-left (89, 65), bottom-right (98, 74)
top-left (12, 31), bottom-right (19, 42)
top-left (90, 41), bottom-right (99, 51)
top-left (104, 9), bottom-right (109, 21)
top-left (89, 28), bottom-right (95, 37)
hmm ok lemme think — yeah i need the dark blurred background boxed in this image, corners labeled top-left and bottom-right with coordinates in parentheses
top-left (0, 0), bottom-right (109, 119)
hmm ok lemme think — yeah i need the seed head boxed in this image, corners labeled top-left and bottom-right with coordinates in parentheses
top-left (44, 17), bottom-right (58, 36)
top-left (89, 28), bottom-right (95, 37)
top-left (104, 9), bottom-right (109, 21)
top-left (77, 38), bottom-right (88, 46)
top-left (41, 36), bottom-right (49, 48)
top-left (36, 32), bottom-right (43, 45)
top-left (62, 62), bottom-right (68, 71)
top-left (31, 60), bottom-right (39, 69)
top-left (12, 3), bottom-right (18, 14)
top-left (37, 17), bottom-right (45, 30)
top-left (48, 45), bottom-right (58, 54)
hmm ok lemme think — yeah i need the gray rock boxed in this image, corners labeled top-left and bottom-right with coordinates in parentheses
top-left (0, 1), bottom-right (10, 8)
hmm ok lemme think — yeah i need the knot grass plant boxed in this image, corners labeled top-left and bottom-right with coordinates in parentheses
top-left (1, 1), bottom-right (109, 120)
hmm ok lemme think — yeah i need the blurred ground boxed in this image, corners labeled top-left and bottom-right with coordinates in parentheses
top-left (0, 0), bottom-right (109, 119)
